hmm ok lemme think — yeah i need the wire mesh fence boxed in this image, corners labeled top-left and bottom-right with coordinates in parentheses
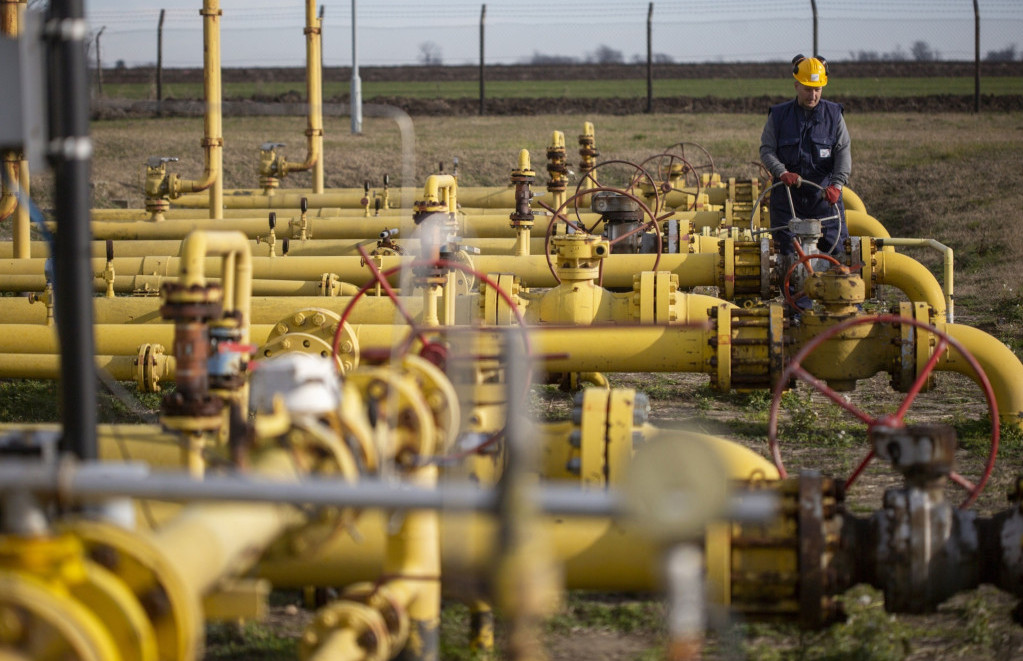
top-left (86, 0), bottom-right (1023, 68)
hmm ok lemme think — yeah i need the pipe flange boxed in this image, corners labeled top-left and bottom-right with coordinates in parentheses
top-left (260, 308), bottom-right (359, 376)
top-left (301, 600), bottom-right (391, 661)
top-left (63, 520), bottom-right (202, 661)
top-left (340, 582), bottom-right (411, 653)
top-left (134, 343), bottom-right (167, 394)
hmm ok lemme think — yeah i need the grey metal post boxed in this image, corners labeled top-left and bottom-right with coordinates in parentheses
top-left (479, 4), bottom-right (485, 116)
top-left (350, 0), bottom-right (362, 134)
top-left (646, 2), bottom-right (653, 113)
top-left (94, 25), bottom-right (104, 95)
top-left (157, 9), bottom-right (165, 107)
top-left (810, 0), bottom-right (818, 56)
top-left (47, 0), bottom-right (98, 460)
top-left (973, 0), bottom-right (980, 113)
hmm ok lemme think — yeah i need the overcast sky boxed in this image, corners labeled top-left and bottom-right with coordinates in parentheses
top-left (80, 0), bottom-right (1023, 68)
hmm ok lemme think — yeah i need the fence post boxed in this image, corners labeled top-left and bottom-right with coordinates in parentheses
top-left (646, 2), bottom-right (653, 114)
top-left (479, 4), bottom-right (486, 116)
top-left (157, 9), bottom-right (165, 108)
top-left (95, 25), bottom-right (105, 96)
top-left (973, 0), bottom-right (980, 113)
top-left (810, 0), bottom-right (818, 55)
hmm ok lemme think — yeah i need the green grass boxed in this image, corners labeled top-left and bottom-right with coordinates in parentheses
top-left (97, 76), bottom-right (1023, 101)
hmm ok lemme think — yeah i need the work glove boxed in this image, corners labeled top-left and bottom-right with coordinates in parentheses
top-left (823, 185), bottom-right (842, 205)
top-left (779, 172), bottom-right (801, 187)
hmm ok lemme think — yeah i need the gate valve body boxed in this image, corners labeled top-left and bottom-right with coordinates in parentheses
top-left (592, 191), bottom-right (645, 254)
top-left (804, 266), bottom-right (865, 316)
top-left (509, 150), bottom-right (536, 231)
top-left (258, 142), bottom-right (286, 192)
top-left (143, 156), bottom-right (179, 219)
top-left (550, 234), bottom-right (609, 283)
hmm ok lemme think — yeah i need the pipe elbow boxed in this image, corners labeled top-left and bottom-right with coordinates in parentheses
top-left (940, 323), bottom-right (1023, 430)
top-left (847, 209), bottom-right (890, 240)
top-left (873, 251), bottom-right (946, 317)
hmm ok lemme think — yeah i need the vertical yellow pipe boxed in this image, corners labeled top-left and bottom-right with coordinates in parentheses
top-left (306, 0), bottom-right (324, 193)
top-left (385, 465), bottom-right (442, 660)
top-left (206, 0), bottom-right (223, 219)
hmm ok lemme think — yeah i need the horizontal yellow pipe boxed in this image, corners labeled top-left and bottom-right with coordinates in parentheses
top-left (0, 354), bottom-right (166, 381)
top-left (150, 447), bottom-right (306, 600)
top-left (0, 295), bottom-right (475, 327)
top-left (0, 252), bottom-right (719, 290)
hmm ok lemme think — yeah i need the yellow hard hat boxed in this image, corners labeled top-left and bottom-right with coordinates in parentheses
top-left (792, 54), bottom-right (828, 87)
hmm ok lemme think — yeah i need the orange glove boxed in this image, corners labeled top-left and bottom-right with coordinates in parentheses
top-left (824, 185), bottom-right (842, 205)
top-left (779, 172), bottom-right (801, 187)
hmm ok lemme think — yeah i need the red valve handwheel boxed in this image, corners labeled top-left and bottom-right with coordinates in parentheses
top-left (767, 314), bottom-right (1000, 509)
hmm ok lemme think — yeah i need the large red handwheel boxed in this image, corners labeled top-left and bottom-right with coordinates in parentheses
top-left (767, 314), bottom-right (999, 509)
top-left (540, 185), bottom-right (663, 285)
top-left (781, 251), bottom-right (843, 312)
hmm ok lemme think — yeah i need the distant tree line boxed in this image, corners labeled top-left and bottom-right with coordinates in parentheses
top-left (850, 40), bottom-right (1020, 62)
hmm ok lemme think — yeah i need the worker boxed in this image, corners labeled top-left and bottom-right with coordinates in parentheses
top-left (760, 54), bottom-right (851, 310)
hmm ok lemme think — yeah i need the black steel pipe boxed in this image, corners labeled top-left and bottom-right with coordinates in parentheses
top-left (47, 0), bottom-right (97, 460)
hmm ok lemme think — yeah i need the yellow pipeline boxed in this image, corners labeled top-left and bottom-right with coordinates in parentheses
top-left (877, 238), bottom-right (955, 323)
top-left (0, 354), bottom-right (169, 382)
top-left (847, 209), bottom-right (891, 241)
top-left (0, 253), bottom-right (717, 290)
top-left (870, 250), bottom-right (946, 317)
top-left (166, 0), bottom-right (223, 218)
top-left (257, 432), bottom-right (776, 594)
top-left (939, 323), bottom-right (1023, 427)
top-left (842, 186), bottom-right (867, 213)
top-left (291, 0), bottom-right (325, 192)
top-left (0, 294), bottom-right (476, 326)
top-left (0, 236), bottom-right (555, 260)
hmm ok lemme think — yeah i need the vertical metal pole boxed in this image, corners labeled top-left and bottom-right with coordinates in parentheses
top-left (157, 9), bottom-right (165, 106)
top-left (46, 0), bottom-right (97, 460)
top-left (478, 4), bottom-right (485, 116)
top-left (810, 0), bottom-right (818, 56)
top-left (94, 25), bottom-right (104, 95)
top-left (350, 0), bottom-right (362, 134)
top-left (973, 0), bottom-right (980, 113)
top-left (646, 2), bottom-right (653, 114)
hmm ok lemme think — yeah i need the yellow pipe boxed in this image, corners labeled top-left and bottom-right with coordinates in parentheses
top-left (419, 174), bottom-right (458, 212)
top-left (178, 231), bottom-right (252, 347)
top-left (939, 323), bottom-right (1023, 427)
top-left (257, 432), bottom-right (777, 594)
top-left (877, 237), bottom-right (954, 323)
top-left (0, 252), bottom-right (721, 290)
top-left (0, 273), bottom-right (362, 297)
top-left (279, 0), bottom-right (324, 192)
top-left (148, 447), bottom-right (305, 600)
top-left (842, 186), bottom-right (867, 213)
top-left (871, 251), bottom-right (946, 318)
top-left (846, 209), bottom-right (890, 241)
top-left (0, 236), bottom-right (555, 259)
top-left (0, 354), bottom-right (165, 381)
top-left (170, 0), bottom-right (223, 218)
top-left (0, 291), bottom-right (476, 326)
